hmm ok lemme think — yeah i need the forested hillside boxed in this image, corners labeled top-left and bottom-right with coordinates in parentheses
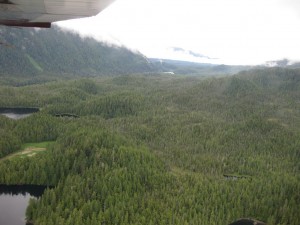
top-left (0, 26), bottom-right (153, 77)
top-left (0, 67), bottom-right (299, 225)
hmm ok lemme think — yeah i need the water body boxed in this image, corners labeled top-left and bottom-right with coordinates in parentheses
top-left (223, 174), bottom-right (251, 180)
top-left (0, 113), bottom-right (32, 120)
top-left (0, 185), bottom-right (48, 225)
top-left (0, 108), bottom-right (39, 120)
top-left (0, 193), bottom-right (31, 225)
top-left (229, 218), bottom-right (266, 225)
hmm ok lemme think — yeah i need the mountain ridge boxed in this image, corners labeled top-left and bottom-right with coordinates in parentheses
top-left (0, 26), bottom-right (153, 77)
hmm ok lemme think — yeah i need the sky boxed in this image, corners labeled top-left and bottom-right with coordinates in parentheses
top-left (57, 0), bottom-right (300, 65)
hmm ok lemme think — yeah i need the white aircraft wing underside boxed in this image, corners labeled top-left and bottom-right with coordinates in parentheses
top-left (0, 0), bottom-right (115, 27)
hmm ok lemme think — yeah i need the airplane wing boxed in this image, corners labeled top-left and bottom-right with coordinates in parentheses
top-left (0, 0), bottom-right (115, 28)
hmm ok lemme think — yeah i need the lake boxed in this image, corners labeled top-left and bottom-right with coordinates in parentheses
top-left (0, 185), bottom-right (48, 225)
top-left (0, 113), bottom-right (32, 120)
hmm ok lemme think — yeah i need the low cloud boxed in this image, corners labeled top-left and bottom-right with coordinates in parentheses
top-left (286, 0), bottom-right (300, 13)
top-left (169, 47), bottom-right (217, 60)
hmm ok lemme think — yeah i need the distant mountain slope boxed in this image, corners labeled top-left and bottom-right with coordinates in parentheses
top-left (149, 58), bottom-right (253, 75)
top-left (0, 26), bottom-right (153, 76)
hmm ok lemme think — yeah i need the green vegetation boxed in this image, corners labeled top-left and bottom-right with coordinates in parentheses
top-left (22, 141), bottom-right (54, 149)
top-left (25, 54), bottom-right (43, 72)
top-left (0, 68), bottom-right (299, 225)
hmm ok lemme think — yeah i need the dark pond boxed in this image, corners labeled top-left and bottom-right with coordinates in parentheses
top-left (0, 185), bottom-right (48, 225)
top-left (55, 113), bottom-right (79, 118)
top-left (229, 218), bottom-right (266, 225)
top-left (223, 174), bottom-right (251, 180)
top-left (0, 108), bottom-right (39, 120)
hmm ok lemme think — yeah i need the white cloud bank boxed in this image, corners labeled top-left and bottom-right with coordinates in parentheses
top-left (57, 0), bottom-right (300, 65)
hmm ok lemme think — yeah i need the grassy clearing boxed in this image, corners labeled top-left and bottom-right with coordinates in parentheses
top-left (1, 141), bottom-right (54, 161)
top-left (21, 141), bottom-right (53, 149)
top-left (16, 147), bottom-right (46, 158)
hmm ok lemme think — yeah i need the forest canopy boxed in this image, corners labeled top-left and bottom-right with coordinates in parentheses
top-left (0, 68), bottom-right (299, 225)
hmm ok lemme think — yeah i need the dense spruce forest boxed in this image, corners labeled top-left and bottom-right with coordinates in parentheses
top-left (0, 67), bottom-right (299, 225)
